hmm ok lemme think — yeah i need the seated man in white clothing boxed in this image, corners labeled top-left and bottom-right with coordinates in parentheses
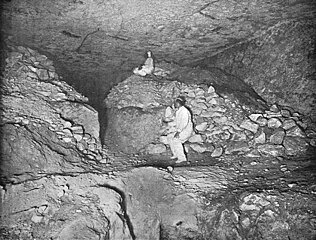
top-left (166, 96), bottom-right (193, 163)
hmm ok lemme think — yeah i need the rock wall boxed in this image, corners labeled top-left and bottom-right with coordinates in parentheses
top-left (0, 45), bottom-right (133, 239)
top-left (196, 20), bottom-right (316, 122)
top-left (1, 45), bottom-right (315, 240)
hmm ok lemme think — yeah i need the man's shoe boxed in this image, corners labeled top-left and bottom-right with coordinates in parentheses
top-left (175, 159), bottom-right (186, 163)
top-left (170, 156), bottom-right (177, 160)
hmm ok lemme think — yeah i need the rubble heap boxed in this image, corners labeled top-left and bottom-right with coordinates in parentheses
top-left (105, 75), bottom-right (314, 157)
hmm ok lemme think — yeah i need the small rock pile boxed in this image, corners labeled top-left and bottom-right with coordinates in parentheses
top-left (105, 75), bottom-right (314, 157)
top-left (2, 45), bottom-right (108, 167)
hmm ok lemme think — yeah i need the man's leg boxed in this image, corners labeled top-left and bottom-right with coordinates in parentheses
top-left (171, 138), bottom-right (187, 162)
top-left (167, 134), bottom-right (177, 158)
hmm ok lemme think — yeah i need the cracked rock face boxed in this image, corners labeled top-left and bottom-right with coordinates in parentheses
top-left (1, 0), bottom-right (316, 239)
top-left (1, 0), bottom-right (315, 121)
top-left (1, 46), bottom-right (316, 240)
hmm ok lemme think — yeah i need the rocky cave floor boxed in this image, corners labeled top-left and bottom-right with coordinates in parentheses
top-left (1, 45), bottom-right (316, 240)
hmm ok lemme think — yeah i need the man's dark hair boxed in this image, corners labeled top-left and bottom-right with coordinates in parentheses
top-left (175, 96), bottom-right (186, 106)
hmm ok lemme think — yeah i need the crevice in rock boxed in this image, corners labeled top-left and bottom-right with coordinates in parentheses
top-left (93, 183), bottom-right (136, 240)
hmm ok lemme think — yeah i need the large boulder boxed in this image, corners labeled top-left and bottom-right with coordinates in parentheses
top-left (105, 107), bottom-right (164, 153)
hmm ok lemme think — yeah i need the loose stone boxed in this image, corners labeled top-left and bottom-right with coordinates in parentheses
top-left (195, 122), bottom-right (208, 132)
top-left (190, 143), bottom-right (207, 153)
top-left (240, 120), bottom-right (259, 133)
top-left (269, 129), bottom-right (285, 145)
top-left (268, 118), bottom-right (283, 128)
top-left (188, 134), bottom-right (204, 143)
top-left (211, 147), bottom-right (223, 157)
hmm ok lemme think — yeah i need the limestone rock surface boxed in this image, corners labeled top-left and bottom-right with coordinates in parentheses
top-left (2, 44), bottom-right (316, 240)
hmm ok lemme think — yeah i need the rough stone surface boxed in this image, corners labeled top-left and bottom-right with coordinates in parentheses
top-left (240, 120), bottom-right (259, 133)
top-left (147, 143), bottom-right (167, 155)
top-left (196, 20), bottom-right (316, 122)
top-left (103, 74), bottom-right (313, 158)
top-left (105, 107), bottom-right (163, 153)
top-left (257, 144), bottom-right (285, 157)
top-left (269, 129), bottom-right (286, 145)
top-left (0, 46), bottom-right (104, 182)
top-left (283, 137), bottom-right (309, 156)
top-left (1, 5), bottom-right (316, 237)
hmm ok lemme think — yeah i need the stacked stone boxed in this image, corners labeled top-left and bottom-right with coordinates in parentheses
top-left (53, 120), bottom-right (107, 162)
top-left (5, 46), bottom-right (59, 81)
top-left (156, 83), bottom-right (311, 158)
top-left (105, 75), bottom-right (312, 157)
top-left (3, 46), bottom-right (107, 163)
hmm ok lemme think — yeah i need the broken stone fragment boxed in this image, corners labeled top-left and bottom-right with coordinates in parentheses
top-left (88, 143), bottom-right (97, 152)
top-left (62, 137), bottom-right (73, 143)
top-left (192, 107), bottom-right (203, 115)
top-left (73, 134), bottom-right (83, 142)
top-left (54, 92), bottom-right (67, 100)
top-left (269, 128), bottom-right (285, 145)
top-left (188, 134), bottom-right (204, 143)
top-left (195, 88), bottom-right (205, 96)
top-left (240, 120), bottom-right (259, 133)
top-left (76, 142), bottom-right (85, 151)
top-left (282, 119), bottom-right (297, 130)
top-left (269, 104), bottom-right (280, 113)
top-left (36, 68), bottom-right (49, 80)
top-left (195, 122), bottom-right (208, 132)
top-left (283, 136), bottom-right (308, 155)
top-left (191, 101), bottom-right (208, 110)
top-left (208, 98), bottom-right (218, 105)
top-left (147, 143), bottom-right (167, 154)
top-left (240, 193), bottom-right (270, 212)
top-left (255, 116), bottom-right (268, 127)
top-left (71, 125), bottom-right (84, 134)
top-left (225, 141), bottom-right (250, 155)
top-left (187, 91), bottom-right (195, 98)
top-left (200, 110), bottom-right (222, 118)
top-left (21, 118), bottom-right (30, 125)
top-left (31, 214), bottom-right (43, 223)
top-left (213, 116), bottom-right (228, 124)
top-left (246, 149), bottom-right (261, 157)
top-left (267, 118), bottom-right (283, 128)
top-left (286, 126), bottom-right (306, 138)
top-left (165, 106), bottom-right (174, 119)
top-left (280, 109), bottom-right (291, 118)
top-left (254, 131), bottom-right (266, 144)
top-left (211, 147), bottom-right (223, 157)
top-left (159, 135), bottom-right (169, 145)
top-left (189, 143), bottom-right (207, 153)
top-left (63, 121), bottom-right (72, 128)
top-left (207, 85), bottom-right (215, 93)
top-left (62, 128), bottom-right (72, 136)
top-left (257, 144), bottom-right (285, 157)
top-left (231, 130), bottom-right (247, 141)
top-left (249, 113), bottom-right (263, 122)
top-left (296, 120), bottom-right (308, 130)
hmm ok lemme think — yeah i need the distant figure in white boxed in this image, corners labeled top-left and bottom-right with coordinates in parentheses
top-left (133, 50), bottom-right (155, 76)
top-left (165, 96), bottom-right (193, 163)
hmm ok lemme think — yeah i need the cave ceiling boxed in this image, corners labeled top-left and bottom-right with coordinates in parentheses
top-left (1, 0), bottom-right (316, 86)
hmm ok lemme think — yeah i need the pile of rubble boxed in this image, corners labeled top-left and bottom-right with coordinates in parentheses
top-left (2, 45), bottom-right (107, 170)
top-left (105, 75), bottom-right (314, 157)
